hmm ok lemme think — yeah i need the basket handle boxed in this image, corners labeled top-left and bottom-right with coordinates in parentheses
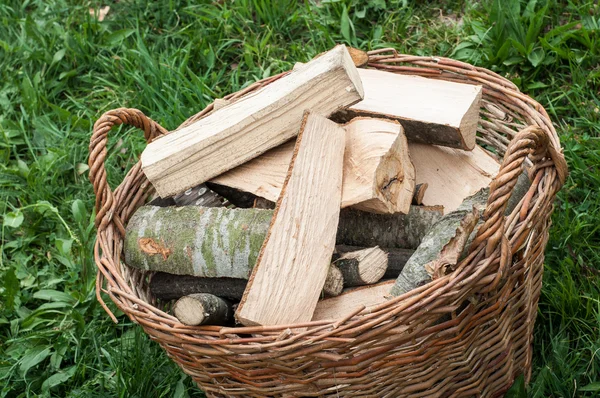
top-left (88, 108), bottom-right (168, 231)
top-left (471, 125), bottom-right (567, 257)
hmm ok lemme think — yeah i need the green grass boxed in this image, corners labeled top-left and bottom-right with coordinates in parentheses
top-left (0, 0), bottom-right (598, 396)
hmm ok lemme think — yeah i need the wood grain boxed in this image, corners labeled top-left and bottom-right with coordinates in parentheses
top-left (141, 45), bottom-right (363, 197)
top-left (344, 68), bottom-right (482, 150)
top-left (235, 112), bottom-right (346, 326)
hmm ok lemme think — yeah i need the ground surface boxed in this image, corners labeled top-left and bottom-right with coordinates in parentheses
top-left (0, 1), bottom-right (599, 397)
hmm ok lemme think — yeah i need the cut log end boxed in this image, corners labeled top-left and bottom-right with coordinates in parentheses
top-left (173, 293), bottom-right (233, 326)
top-left (336, 246), bottom-right (388, 287)
top-left (323, 264), bottom-right (344, 297)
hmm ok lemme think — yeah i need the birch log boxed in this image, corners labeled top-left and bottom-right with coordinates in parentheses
top-left (333, 246), bottom-right (388, 286)
top-left (173, 293), bottom-right (234, 326)
top-left (141, 44), bottom-right (363, 197)
top-left (335, 245), bottom-right (414, 279)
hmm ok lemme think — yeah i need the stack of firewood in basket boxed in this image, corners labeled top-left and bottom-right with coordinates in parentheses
top-left (124, 45), bottom-right (530, 327)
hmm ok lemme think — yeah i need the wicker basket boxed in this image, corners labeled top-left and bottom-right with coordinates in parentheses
top-left (89, 48), bottom-right (568, 397)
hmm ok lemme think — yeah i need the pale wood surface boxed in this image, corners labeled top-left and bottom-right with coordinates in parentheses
top-left (141, 45), bottom-right (363, 197)
top-left (213, 117), bottom-right (416, 214)
top-left (409, 143), bottom-right (500, 214)
top-left (312, 280), bottom-right (394, 321)
top-left (342, 118), bottom-right (415, 214)
top-left (334, 246), bottom-right (388, 287)
top-left (173, 293), bottom-right (233, 326)
top-left (235, 113), bottom-right (346, 326)
top-left (346, 68), bottom-right (482, 150)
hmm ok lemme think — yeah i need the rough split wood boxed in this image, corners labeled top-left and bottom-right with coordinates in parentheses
top-left (236, 112), bottom-right (346, 326)
top-left (312, 280), bottom-right (394, 322)
top-left (212, 117), bottom-right (416, 214)
top-left (335, 245), bottom-right (414, 280)
top-left (173, 293), bottom-right (233, 326)
top-left (343, 68), bottom-right (482, 150)
top-left (334, 246), bottom-right (388, 287)
top-left (141, 44), bottom-right (363, 197)
top-left (409, 143), bottom-right (500, 214)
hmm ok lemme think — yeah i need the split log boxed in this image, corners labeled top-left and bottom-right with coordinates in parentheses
top-left (141, 44), bottom-right (363, 197)
top-left (390, 171), bottom-right (531, 296)
top-left (335, 245), bottom-right (414, 279)
top-left (323, 265), bottom-right (344, 297)
top-left (124, 204), bottom-right (440, 277)
top-left (409, 143), bottom-right (500, 214)
top-left (213, 117), bottom-right (415, 214)
top-left (333, 246), bottom-right (387, 287)
top-left (174, 184), bottom-right (223, 207)
top-left (173, 293), bottom-right (233, 326)
top-left (412, 183), bottom-right (428, 205)
top-left (312, 280), bottom-right (394, 322)
top-left (236, 112), bottom-right (346, 326)
top-left (340, 68), bottom-right (482, 150)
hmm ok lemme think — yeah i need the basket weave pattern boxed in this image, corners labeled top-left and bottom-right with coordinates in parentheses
top-left (89, 49), bottom-right (568, 397)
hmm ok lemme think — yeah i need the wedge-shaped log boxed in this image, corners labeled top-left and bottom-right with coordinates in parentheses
top-left (212, 117), bottom-right (415, 214)
top-left (312, 280), bottom-right (394, 322)
top-left (410, 143), bottom-right (500, 214)
top-left (141, 45), bottom-right (363, 197)
top-left (236, 112), bottom-right (346, 326)
top-left (343, 68), bottom-right (482, 150)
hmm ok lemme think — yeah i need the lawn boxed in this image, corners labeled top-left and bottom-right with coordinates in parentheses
top-left (0, 0), bottom-right (599, 396)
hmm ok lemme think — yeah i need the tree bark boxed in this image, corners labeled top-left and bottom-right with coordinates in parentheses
top-left (173, 293), bottom-right (234, 326)
top-left (333, 246), bottom-right (387, 287)
top-left (335, 245), bottom-right (414, 279)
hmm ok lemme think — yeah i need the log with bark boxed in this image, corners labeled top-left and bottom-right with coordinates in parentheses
top-left (333, 246), bottom-right (388, 287)
top-left (335, 245), bottom-right (414, 279)
top-left (173, 293), bottom-right (234, 326)
top-left (390, 171), bottom-right (531, 296)
top-left (141, 44), bottom-right (363, 197)
top-left (212, 117), bottom-right (416, 214)
top-left (339, 68), bottom-right (483, 150)
top-left (124, 204), bottom-right (441, 279)
top-left (236, 112), bottom-right (346, 327)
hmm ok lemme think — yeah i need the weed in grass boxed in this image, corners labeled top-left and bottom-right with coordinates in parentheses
top-left (1, 0), bottom-right (599, 397)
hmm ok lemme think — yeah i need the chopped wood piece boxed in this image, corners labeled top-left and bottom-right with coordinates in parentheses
top-left (336, 206), bottom-right (443, 249)
top-left (212, 98), bottom-right (231, 111)
top-left (412, 183), bottom-right (428, 205)
top-left (295, 47), bottom-right (368, 71)
top-left (150, 273), bottom-right (247, 301)
top-left (312, 280), bottom-right (394, 322)
top-left (213, 117), bottom-right (416, 214)
top-left (341, 118), bottom-right (415, 214)
top-left (174, 184), bottom-right (223, 207)
top-left (173, 293), bottom-right (233, 326)
top-left (335, 245), bottom-right (414, 279)
top-left (141, 45), bottom-right (363, 197)
top-left (390, 172), bottom-right (530, 296)
top-left (323, 265), bottom-right (344, 297)
top-left (390, 190), bottom-right (488, 297)
top-left (340, 68), bottom-right (482, 150)
top-left (205, 182), bottom-right (257, 208)
top-left (236, 112), bottom-right (346, 326)
top-left (334, 246), bottom-right (387, 287)
top-left (409, 143), bottom-right (500, 214)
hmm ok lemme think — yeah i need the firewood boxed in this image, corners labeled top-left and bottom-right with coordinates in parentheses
top-left (340, 68), bottom-right (482, 150)
top-left (236, 112), bottom-right (346, 327)
top-left (335, 245), bottom-right (414, 279)
top-left (124, 204), bottom-right (441, 277)
top-left (212, 117), bottom-right (416, 214)
top-left (409, 143), bottom-right (500, 214)
top-left (312, 280), bottom-right (394, 322)
top-left (151, 264), bottom-right (344, 302)
top-left (390, 172), bottom-right (531, 296)
top-left (412, 183), bottom-right (428, 205)
top-left (141, 45), bottom-right (363, 197)
top-left (323, 265), bottom-right (344, 297)
top-left (205, 182), bottom-right (257, 208)
top-left (333, 246), bottom-right (387, 287)
top-left (173, 184), bottom-right (223, 207)
top-left (173, 293), bottom-right (234, 326)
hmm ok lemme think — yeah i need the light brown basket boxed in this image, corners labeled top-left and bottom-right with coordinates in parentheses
top-left (88, 48), bottom-right (568, 397)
